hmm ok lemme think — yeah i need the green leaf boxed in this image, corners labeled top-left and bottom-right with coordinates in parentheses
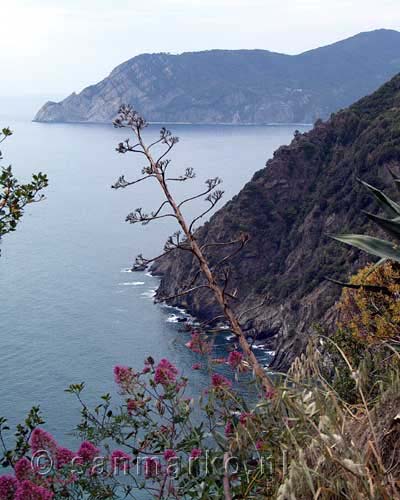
top-left (331, 234), bottom-right (400, 262)
top-left (364, 211), bottom-right (400, 241)
top-left (358, 178), bottom-right (400, 217)
top-left (1, 128), bottom-right (12, 137)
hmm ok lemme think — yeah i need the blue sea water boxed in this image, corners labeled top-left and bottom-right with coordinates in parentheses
top-left (0, 97), bottom-right (310, 446)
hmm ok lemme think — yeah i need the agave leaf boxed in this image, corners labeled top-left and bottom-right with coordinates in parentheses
top-left (363, 211), bottom-right (400, 241)
top-left (330, 234), bottom-right (400, 262)
top-left (325, 276), bottom-right (391, 294)
top-left (357, 178), bottom-right (400, 218)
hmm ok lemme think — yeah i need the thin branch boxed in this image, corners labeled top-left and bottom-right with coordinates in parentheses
top-left (156, 144), bottom-right (174, 164)
top-left (189, 190), bottom-right (224, 233)
top-left (156, 284), bottom-right (210, 302)
top-left (183, 269), bottom-right (202, 290)
top-left (237, 295), bottom-right (269, 322)
top-left (111, 174), bottom-right (153, 189)
top-left (126, 207), bottom-right (176, 225)
top-left (177, 177), bottom-right (222, 208)
top-left (210, 234), bottom-right (249, 271)
top-left (200, 237), bottom-right (245, 252)
top-left (199, 314), bottom-right (226, 328)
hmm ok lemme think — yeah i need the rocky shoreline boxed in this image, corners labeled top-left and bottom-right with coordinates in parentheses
top-left (151, 73), bottom-right (400, 370)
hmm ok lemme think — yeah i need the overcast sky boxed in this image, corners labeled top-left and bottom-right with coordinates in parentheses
top-left (1, 0), bottom-right (400, 97)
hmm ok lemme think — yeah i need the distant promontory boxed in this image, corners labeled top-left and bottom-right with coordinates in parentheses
top-left (34, 29), bottom-right (400, 125)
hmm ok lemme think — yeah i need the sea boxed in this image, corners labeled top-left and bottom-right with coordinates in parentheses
top-left (0, 95), bottom-right (310, 446)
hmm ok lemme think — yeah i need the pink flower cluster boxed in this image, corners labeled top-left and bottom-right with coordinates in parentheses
top-left (211, 373), bottom-right (232, 390)
top-left (264, 388), bottom-right (276, 400)
top-left (113, 365), bottom-right (136, 390)
top-left (0, 475), bottom-right (18, 499)
top-left (227, 350), bottom-right (243, 369)
top-left (111, 450), bottom-right (131, 471)
top-left (154, 359), bottom-right (178, 386)
top-left (28, 430), bottom-right (82, 471)
top-left (239, 412), bottom-right (253, 425)
top-left (15, 457), bottom-right (33, 481)
top-left (29, 429), bottom-right (57, 456)
top-left (0, 427), bottom-right (108, 499)
top-left (0, 474), bottom-right (54, 500)
top-left (185, 332), bottom-right (212, 354)
top-left (190, 448), bottom-right (202, 460)
top-left (76, 441), bottom-right (100, 464)
top-left (56, 447), bottom-right (76, 469)
top-left (224, 421), bottom-right (234, 436)
top-left (14, 480), bottom-right (53, 500)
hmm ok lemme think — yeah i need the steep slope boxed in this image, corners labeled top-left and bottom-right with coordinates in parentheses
top-left (34, 29), bottom-right (400, 125)
top-left (152, 73), bottom-right (400, 370)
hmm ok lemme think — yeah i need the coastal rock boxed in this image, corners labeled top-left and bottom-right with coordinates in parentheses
top-left (152, 73), bottom-right (400, 370)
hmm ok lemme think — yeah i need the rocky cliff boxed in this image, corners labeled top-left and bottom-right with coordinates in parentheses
top-left (152, 73), bottom-right (400, 370)
top-left (34, 30), bottom-right (400, 125)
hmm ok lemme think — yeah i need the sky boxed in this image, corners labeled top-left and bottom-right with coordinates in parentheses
top-left (1, 0), bottom-right (400, 97)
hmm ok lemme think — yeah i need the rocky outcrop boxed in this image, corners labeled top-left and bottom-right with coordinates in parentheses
top-left (34, 30), bottom-right (400, 125)
top-left (152, 73), bottom-right (400, 370)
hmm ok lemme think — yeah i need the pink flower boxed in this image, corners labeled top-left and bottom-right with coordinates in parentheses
top-left (76, 441), bottom-right (100, 463)
top-left (190, 448), bottom-right (202, 460)
top-left (224, 421), bottom-right (233, 436)
top-left (113, 365), bottom-right (136, 390)
top-left (127, 398), bottom-right (146, 414)
top-left (144, 457), bottom-right (161, 478)
top-left (239, 412), bottom-right (253, 425)
top-left (15, 457), bottom-right (33, 481)
top-left (0, 475), bottom-right (18, 500)
top-left (29, 428), bottom-right (58, 455)
top-left (185, 332), bottom-right (212, 354)
top-left (56, 447), bottom-right (75, 469)
top-left (163, 449), bottom-right (177, 461)
top-left (211, 373), bottom-right (232, 390)
top-left (14, 480), bottom-right (53, 500)
top-left (228, 351), bottom-right (243, 369)
top-left (111, 450), bottom-right (131, 471)
top-left (256, 440), bottom-right (266, 451)
top-left (191, 363), bottom-right (202, 370)
top-left (154, 359), bottom-right (178, 386)
top-left (264, 389), bottom-right (276, 400)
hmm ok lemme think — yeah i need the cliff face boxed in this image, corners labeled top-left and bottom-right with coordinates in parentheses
top-left (34, 30), bottom-right (400, 125)
top-left (152, 74), bottom-right (400, 370)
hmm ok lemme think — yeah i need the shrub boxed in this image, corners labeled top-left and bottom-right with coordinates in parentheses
top-left (338, 261), bottom-right (400, 344)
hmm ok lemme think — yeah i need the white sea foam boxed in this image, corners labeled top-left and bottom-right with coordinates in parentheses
top-left (120, 268), bottom-right (133, 273)
top-left (160, 303), bottom-right (175, 310)
top-left (118, 282), bottom-right (145, 286)
top-left (166, 314), bottom-right (181, 323)
top-left (252, 345), bottom-right (275, 357)
top-left (141, 289), bottom-right (157, 299)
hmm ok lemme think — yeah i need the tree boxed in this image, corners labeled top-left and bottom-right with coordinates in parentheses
top-left (112, 105), bottom-right (273, 393)
top-left (0, 127), bottom-right (48, 240)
